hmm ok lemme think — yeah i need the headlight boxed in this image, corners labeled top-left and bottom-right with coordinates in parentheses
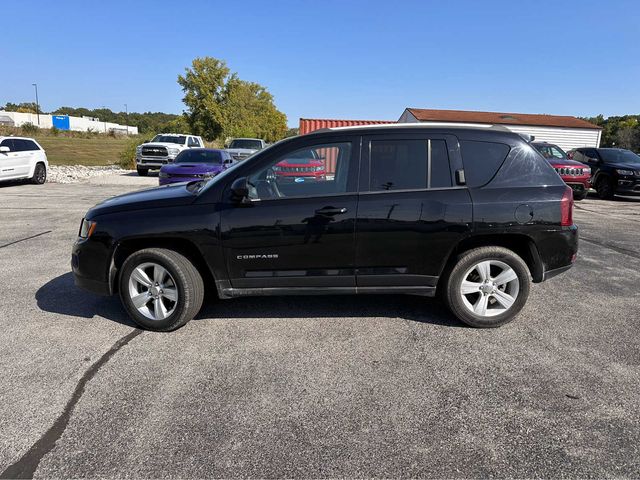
top-left (79, 218), bottom-right (97, 239)
top-left (136, 146), bottom-right (142, 153)
top-left (315, 166), bottom-right (324, 171)
top-left (167, 148), bottom-right (180, 156)
top-left (583, 167), bottom-right (591, 175)
top-left (272, 166), bottom-right (282, 171)
top-left (616, 169), bottom-right (634, 176)
top-left (159, 171), bottom-right (168, 178)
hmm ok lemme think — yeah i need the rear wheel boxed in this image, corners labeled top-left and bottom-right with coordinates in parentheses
top-left (31, 163), bottom-right (46, 184)
top-left (119, 248), bottom-right (204, 331)
top-left (596, 176), bottom-right (614, 199)
top-left (443, 246), bottom-right (531, 328)
top-left (137, 167), bottom-right (149, 176)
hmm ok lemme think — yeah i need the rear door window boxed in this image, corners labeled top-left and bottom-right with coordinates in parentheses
top-left (460, 140), bottom-right (511, 187)
top-left (368, 138), bottom-right (452, 191)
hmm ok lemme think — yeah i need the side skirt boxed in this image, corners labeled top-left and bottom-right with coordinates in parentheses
top-left (219, 285), bottom-right (437, 299)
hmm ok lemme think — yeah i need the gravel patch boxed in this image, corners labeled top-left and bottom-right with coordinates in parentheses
top-left (48, 165), bottom-right (133, 184)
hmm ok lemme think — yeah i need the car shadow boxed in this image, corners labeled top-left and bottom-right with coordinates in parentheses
top-left (37, 273), bottom-right (462, 328)
top-left (36, 272), bottom-right (135, 327)
top-left (123, 171), bottom-right (159, 177)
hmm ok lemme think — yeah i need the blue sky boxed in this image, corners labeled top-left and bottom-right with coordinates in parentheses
top-left (1, 0), bottom-right (638, 127)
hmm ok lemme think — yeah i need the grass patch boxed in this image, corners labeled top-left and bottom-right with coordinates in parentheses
top-left (36, 136), bottom-right (132, 166)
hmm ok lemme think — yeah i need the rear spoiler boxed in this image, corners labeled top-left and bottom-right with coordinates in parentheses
top-left (489, 125), bottom-right (535, 143)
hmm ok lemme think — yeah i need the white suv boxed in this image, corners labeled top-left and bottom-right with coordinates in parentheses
top-left (0, 136), bottom-right (48, 185)
top-left (135, 133), bottom-right (205, 176)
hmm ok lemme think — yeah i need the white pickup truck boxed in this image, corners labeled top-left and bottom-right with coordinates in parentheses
top-left (135, 133), bottom-right (205, 176)
top-left (225, 138), bottom-right (267, 162)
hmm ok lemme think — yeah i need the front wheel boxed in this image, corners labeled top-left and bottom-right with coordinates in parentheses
top-left (443, 246), bottom-right (531, 328)
top-left (573, 190), bottom-right (588, 201)
top-left (137, 167), bottom-right (149, 176)
top-left (31, 163), bottom-right (47, 184)
top-left (119, 248), bottom-right (204, 331)
top-left (596, 177), bottom-right (614, 200)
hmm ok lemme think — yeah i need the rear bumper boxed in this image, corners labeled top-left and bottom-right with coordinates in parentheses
top-left (535, 225), bottom-right (578, 282)
top-left (542, 263), bottom-right (573, 281)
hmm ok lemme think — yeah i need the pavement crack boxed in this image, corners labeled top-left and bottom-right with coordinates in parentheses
top-left (0, 231), bottom-right (52, 249)
top-left (0, 329), bottom-right (142, 479)
top-left (581, 237), bottom-right (640, 260)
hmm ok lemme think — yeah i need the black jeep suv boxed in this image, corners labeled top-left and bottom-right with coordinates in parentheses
top-left (572, 147), bottom-right (640, 199)
top-left (72, 126), bottom-right (578, 331)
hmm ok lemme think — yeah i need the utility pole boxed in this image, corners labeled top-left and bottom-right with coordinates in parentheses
top-left (124, 103), bottom-right (129, 135)
top-left (32, 83), bottom-right (40, 126)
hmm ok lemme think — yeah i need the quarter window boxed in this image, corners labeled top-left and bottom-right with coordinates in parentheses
top-left (460, 140), bottom-right (511, 187)
top-left (247, 142), bottom-right (353, 200)
top-left (369, 138), bottom-right (452, 191)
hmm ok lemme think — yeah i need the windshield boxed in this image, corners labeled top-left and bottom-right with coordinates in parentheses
top-left (175, 149), bottom-right (222, 164)
top-left (599, 149), bottom-right (640, 165)
top-left (229, 139), bottom-right (262, 150)
top-left (533, 144), bottom-right (567, 160)
top-left (152, 135), bottom-right (186, 145)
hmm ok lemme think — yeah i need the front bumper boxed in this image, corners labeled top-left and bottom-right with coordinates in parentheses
top-left (136, 155), bottom-right (175, 168)
top-left (71, 238), bottom-right (114, 296)
top-left (159, 176), bottom-right (208, 185)
top-left (616, 178), bottom-right (640, 196)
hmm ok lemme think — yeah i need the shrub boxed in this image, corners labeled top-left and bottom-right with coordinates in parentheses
top-left (21, 122), bottom-right (40, 135)
top-left (117, 135), bottom-right (150, 169)
top-left (50, 126), bottom-right (60, 136)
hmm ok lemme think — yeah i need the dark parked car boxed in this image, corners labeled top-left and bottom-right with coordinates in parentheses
top-left (72, 126), bottom-right (578, 331)
top-left (531, 142), bottom-right (591, 200)
top-left (158, 149), bottom-right (234, 185)
top-left (573, 147), bottom-right (640, 199)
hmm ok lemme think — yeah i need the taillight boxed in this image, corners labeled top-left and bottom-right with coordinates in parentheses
top-left (560, 186), bottom-right (574, 226)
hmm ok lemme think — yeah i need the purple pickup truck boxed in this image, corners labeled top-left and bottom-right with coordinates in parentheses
top-left (158, 148), bottom-right (235, 185)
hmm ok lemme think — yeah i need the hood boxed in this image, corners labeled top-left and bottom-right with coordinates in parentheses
top-left (87, 183), bottom-right (197, 218)
top-left (161, 163), bottom-right (224, 175)
top-left (607, 162), bottom-right (640, 171)
top-left (547, 158), bottom-right (588, 168)
top-left (142, 142), bottom-right (184, 148)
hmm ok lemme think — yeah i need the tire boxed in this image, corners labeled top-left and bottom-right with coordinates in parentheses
top-left (596, 176), bottom-right (614, 200)
top-left (31, 163), bottom-right (47, 184)
top-left (574, 190), bottom-right (587, 201)
top-left (443, 246), bottom-right (531, 328)
top-left (119, 248), bottom-right (204, 331)
top-left (137, 167), bottom-right (149, 176)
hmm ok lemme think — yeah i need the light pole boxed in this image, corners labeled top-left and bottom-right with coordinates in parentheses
top-left (32, 83), bottom-right (40, 126)
top-left (124, 103), bottom-right (129, 135)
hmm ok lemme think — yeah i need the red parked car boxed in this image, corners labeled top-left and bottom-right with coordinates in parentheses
top-left (532, 142), bottom-right (591, 200)
top-left (272, 148), bottom-right (326, 183)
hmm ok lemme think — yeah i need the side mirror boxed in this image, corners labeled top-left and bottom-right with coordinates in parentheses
top-left (230, 176), bottom-right (251, 204)
top-left (0, 146), bottom-right (10, 153)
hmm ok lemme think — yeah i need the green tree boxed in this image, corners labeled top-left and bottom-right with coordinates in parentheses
top-left (177, 56), bottom-right (288, 142)
top-left (177, 57), bottom-right (229, 141)
top-left (221, 75), bottom-right (287, 142)
top-left (2, 102), bottom-right (43, 113)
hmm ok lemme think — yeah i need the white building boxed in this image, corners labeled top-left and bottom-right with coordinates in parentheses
top-left (0, 110), bottom-right (138, 135)
top-left (398, 108), bottom-right (601, 150)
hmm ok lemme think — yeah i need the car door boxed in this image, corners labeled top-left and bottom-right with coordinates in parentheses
top-left (0, 138), bottom-right (29, 179)
top-left (220, 137), bottom-right (359, 289)
top-left (355, 133), bottom-right (472, 289)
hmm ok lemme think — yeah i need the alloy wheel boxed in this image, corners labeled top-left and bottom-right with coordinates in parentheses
top-left (459, 260), bottom-right (520, 317)
top-left (127, 262), bottom-right (178, 320)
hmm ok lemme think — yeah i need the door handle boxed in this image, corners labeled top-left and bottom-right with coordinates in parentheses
top-left (315, 206), bottom-right (348, 215)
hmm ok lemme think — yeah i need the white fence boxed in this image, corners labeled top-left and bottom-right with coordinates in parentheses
top-left (0, 111), bottom-right (138, 135)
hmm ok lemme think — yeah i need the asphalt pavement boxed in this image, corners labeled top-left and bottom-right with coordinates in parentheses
top-left (0, 177), bottom-right (639, 478)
